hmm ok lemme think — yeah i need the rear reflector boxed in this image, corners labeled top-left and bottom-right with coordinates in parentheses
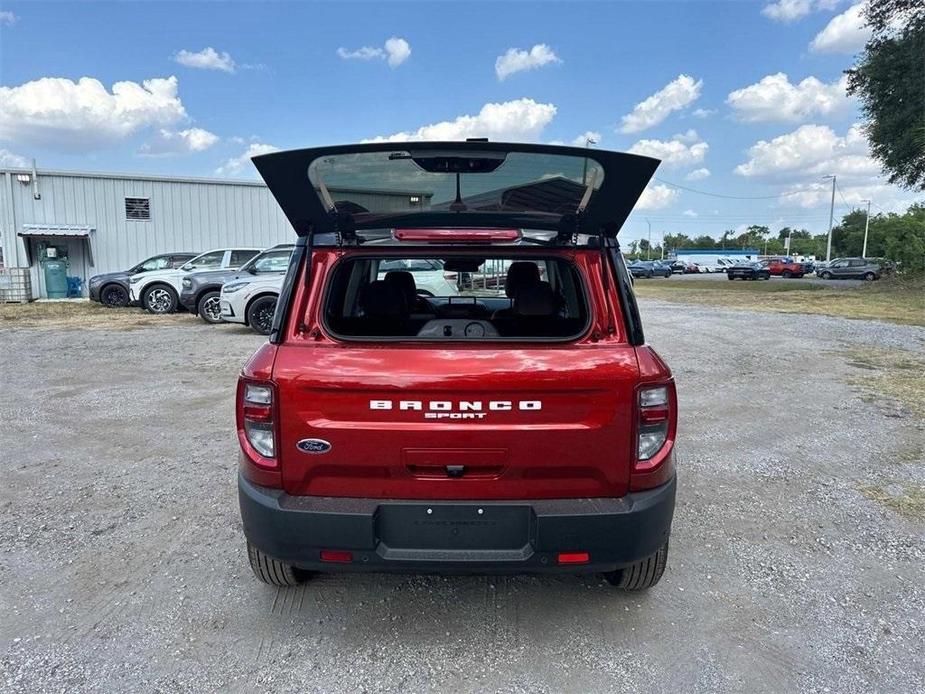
top-left (320, 550), bottom-right (353, 563)
top-left (393, 228), bottom-right (522, 243)
top-left (557, 551), bottom-right (590, 565)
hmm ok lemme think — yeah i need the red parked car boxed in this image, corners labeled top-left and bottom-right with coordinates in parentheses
top-left (237, 142), bottom-right (677, 591)
top-left (763, 257), bottom-right (805, 278)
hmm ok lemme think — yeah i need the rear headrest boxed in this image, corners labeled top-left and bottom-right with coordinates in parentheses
top-left (513, 281), bottom-right (558, 317)
top-left (360, 280), bottom-right (407, 318)
top-left (505, 262), bottom-right (541, 298)
top-left (384, 270), bottom-right (417, 305)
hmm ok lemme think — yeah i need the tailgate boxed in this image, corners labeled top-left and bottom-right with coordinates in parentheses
top-left (273, 344), bottom-right (639, 499)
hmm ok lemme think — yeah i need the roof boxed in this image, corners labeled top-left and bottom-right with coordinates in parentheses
top-left (1, 167), bottom-right (270, 188)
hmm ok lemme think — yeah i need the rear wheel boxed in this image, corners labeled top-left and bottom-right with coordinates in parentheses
top-left (863, 271), bottom-right (876, 281)
top-left (247, 542), bottom-right (309, 587)
top-left (782, 270), bottom-right (792, 278)
top-left (247, 295), bottom-right (278, 336)
top-left (197, 290), bottom-right (223, 324)
top-left (603, 542), bottom-right (668, 591)
top-left (100, 283), bottom-right (129, 308)
top-left (142, 284), bottom-right (178, 314)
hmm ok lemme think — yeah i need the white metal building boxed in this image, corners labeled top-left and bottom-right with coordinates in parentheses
top-left (0, 167), bottom-right (295, 299)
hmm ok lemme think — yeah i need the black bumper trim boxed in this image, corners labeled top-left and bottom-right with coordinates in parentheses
top-left (238, 474), bottom-right (676, 574)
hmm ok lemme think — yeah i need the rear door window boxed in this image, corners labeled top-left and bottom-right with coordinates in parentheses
top-left (323, 255), bottom-right (589, 341)
top-left (230, 249), bottom-right (260, 267)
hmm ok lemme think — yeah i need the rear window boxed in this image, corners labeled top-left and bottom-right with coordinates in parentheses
top-left (323, 255), bottom-right (589, 341)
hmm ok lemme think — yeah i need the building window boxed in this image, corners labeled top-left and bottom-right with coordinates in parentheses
top-left (125, 197), bottom-right (151, 221)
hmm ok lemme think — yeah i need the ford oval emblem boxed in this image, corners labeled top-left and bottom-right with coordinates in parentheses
top-left (297, 438), bottom-right (332, 454)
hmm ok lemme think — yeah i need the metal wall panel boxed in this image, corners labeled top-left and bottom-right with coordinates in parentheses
top-left (0, 169), bottom-right (297, 297)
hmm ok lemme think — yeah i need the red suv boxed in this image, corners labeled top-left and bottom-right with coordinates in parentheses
top-left (237, 142), bottom-right (677, 591)
top-left (763, 257), bottom-right (805, 278)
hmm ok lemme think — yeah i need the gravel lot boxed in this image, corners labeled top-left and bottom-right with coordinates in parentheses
top-left (1, 302), bottom-right (923, 693)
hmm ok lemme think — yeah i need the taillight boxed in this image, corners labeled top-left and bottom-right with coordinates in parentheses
top-left (237, 378), bottom-right (281, 487)
top-left (632, 382), bottom-right (676, 491)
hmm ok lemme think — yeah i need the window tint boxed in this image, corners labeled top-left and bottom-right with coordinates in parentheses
top-left (848, 259), bottom-right (865, 267)
top-left (169, 255), bottom-right (196, 268)
top-left (185, 250), bottom-right (225, 270)
top-left (252, 250), bottom-right (293, 273)
top-left (230, 250), bottom-right (259, 267)
top-left (324, 255), bottom-right (587, 341)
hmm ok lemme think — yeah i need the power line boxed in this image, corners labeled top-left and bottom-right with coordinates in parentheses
top-left (653, 176), bottom-right (818, 200)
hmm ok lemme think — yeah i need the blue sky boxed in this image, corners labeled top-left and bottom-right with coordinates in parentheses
top-left (0, 1), bottom-right (916, 244)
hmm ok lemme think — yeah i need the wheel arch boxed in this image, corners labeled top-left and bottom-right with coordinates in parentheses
top-left (244, 291), bottom-right (280, 326)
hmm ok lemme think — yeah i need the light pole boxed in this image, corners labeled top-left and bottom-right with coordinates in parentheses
top-left (823, 174), bottom-right (836, 262)
top-left (861, 199), bottom-right (871, 258)
top-left (581, 137), bottom-right (597, 185)
top-left (646, 218), bottom-right (651, 260)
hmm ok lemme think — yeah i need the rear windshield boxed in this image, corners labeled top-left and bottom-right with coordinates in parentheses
top-left (323, 255), bottom-right (589, 341)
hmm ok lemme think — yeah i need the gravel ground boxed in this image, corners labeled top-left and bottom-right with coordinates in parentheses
top-left (1, 303), bottom-right (923, 693)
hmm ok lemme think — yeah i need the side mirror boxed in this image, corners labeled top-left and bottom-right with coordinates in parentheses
top-left (246, 266), bottom-right (258, 275)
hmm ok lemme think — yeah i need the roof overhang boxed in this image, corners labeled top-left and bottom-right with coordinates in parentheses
top-left (19, 224), bottom-right (94, 238)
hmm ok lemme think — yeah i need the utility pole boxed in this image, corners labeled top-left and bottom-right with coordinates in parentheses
top-left (581, 137), bottom-right (596, 185)
top-left (823, 174), bottom-right (836, 262)
top-left (646, 218), bottom-right (651, 260)
top-left (861, 199), bottom-right (871, 258)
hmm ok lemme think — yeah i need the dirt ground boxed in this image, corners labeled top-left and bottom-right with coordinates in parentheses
top-left (1, 302), bottom-right (923, 693)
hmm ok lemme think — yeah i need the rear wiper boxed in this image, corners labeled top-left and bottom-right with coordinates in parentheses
top-left (448, 172), bottom-right (467, 212)
top-left (576, 168), bottom-right (597, 214)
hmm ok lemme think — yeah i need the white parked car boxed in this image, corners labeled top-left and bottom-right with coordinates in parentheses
top-left (376, 258), bottom-right (459, 297)
top-left (219, 247), bottom-right (293, 335)
top-left (129, 247), bottom-right (260, 314)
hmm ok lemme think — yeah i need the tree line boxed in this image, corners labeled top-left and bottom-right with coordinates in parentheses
top-left (632, 202), bottom-right (925, 273)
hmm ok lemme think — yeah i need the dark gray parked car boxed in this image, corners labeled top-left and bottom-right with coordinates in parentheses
top-left (817, 257), bottom-right (883, 281)
top-left (88, 253), bottom-right (198, 307)
top-left (179, 244), bottom-right (294, 323)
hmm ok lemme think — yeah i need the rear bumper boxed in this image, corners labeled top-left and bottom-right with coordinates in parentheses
top-left (238, 474), bottom-right (676, 574)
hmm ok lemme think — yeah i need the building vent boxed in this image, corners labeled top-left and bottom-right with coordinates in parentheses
top-left (125, 197), bottom-right (151, 221)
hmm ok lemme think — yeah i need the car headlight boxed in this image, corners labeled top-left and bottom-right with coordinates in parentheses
top-left (222, 282), bottom-right (248, 294)
top-left (182, 278), bottom-right (192, 288)
top-left (128, 276), bottom-right (142, 284)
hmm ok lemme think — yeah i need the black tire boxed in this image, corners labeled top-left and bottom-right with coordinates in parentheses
top-left (727, 274), bottom-right (735, 280)
top-left (863, 271), bottom-right (876, 281)
top-left (820, 271), bottom-right (832, 280)
top-left (142, 284), bottom-right (178, 314)
top-left (603, 542), bottom-right (669, 591)
top-left (197, 290), bottom-right (223, 324)
top-left (782, 270), bottom-right (792, 278)
top-left (247, 542), bottom-right (308, 587)
top-left (100, 283), bottom-right (129, 308)
top-left (247, 295), bottom-right (278, 336)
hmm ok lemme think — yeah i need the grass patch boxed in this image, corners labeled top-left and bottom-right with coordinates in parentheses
top-left (858, 482), bottom-right (925, 520)
top-left (0, 300), bottom-right (193, 330)
top-left (634, 275), bottom-right (925, 326)
top-left (837, 347), bottom-right (925, 418)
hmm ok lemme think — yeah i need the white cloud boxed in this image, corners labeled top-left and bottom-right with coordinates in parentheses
top-left (0, 76), bottom-right (187, 152)
top-left (734, 123), bottom-right (880, 181)
top-left (550, 131), bottom-right (603, 147)
top-left (215, 142), bottom-right (279, 177)
top-left (0, 10), bottom-right (17, 25)
top-left (364, 98), bottom-right (557, 143)
top-left (173, 47), bottom-right (236, 73)
top-left (495, 44), bottom-right (562, 81)
top-left (629, 132), bottom-right (708, 168)
top-left (683, 209), bottom-right (699, 218)
top-left (619, 75), bottom-right (703, 134)
top-left (337, 37), bottom-right (411, 68)
top-left (726, 73), bottom-right (851, 123)
top-left (810, 3), bottom-right (870, 53)
top-left (691, 108), bottom-right (716, 119)
top-left (761, 0), bottom-right (841, 22)
top-left (0, 148), bottom-right (29, 167)
top-left (685, 167), bottom-right (711, 181)
top-left (139, 127), bottom-right (219, 156)
top-left (636, 184), bottom-right (679, 210)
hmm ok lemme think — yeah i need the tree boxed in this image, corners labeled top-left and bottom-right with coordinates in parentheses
top-left (847, 1), bottom-right (925, 189)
